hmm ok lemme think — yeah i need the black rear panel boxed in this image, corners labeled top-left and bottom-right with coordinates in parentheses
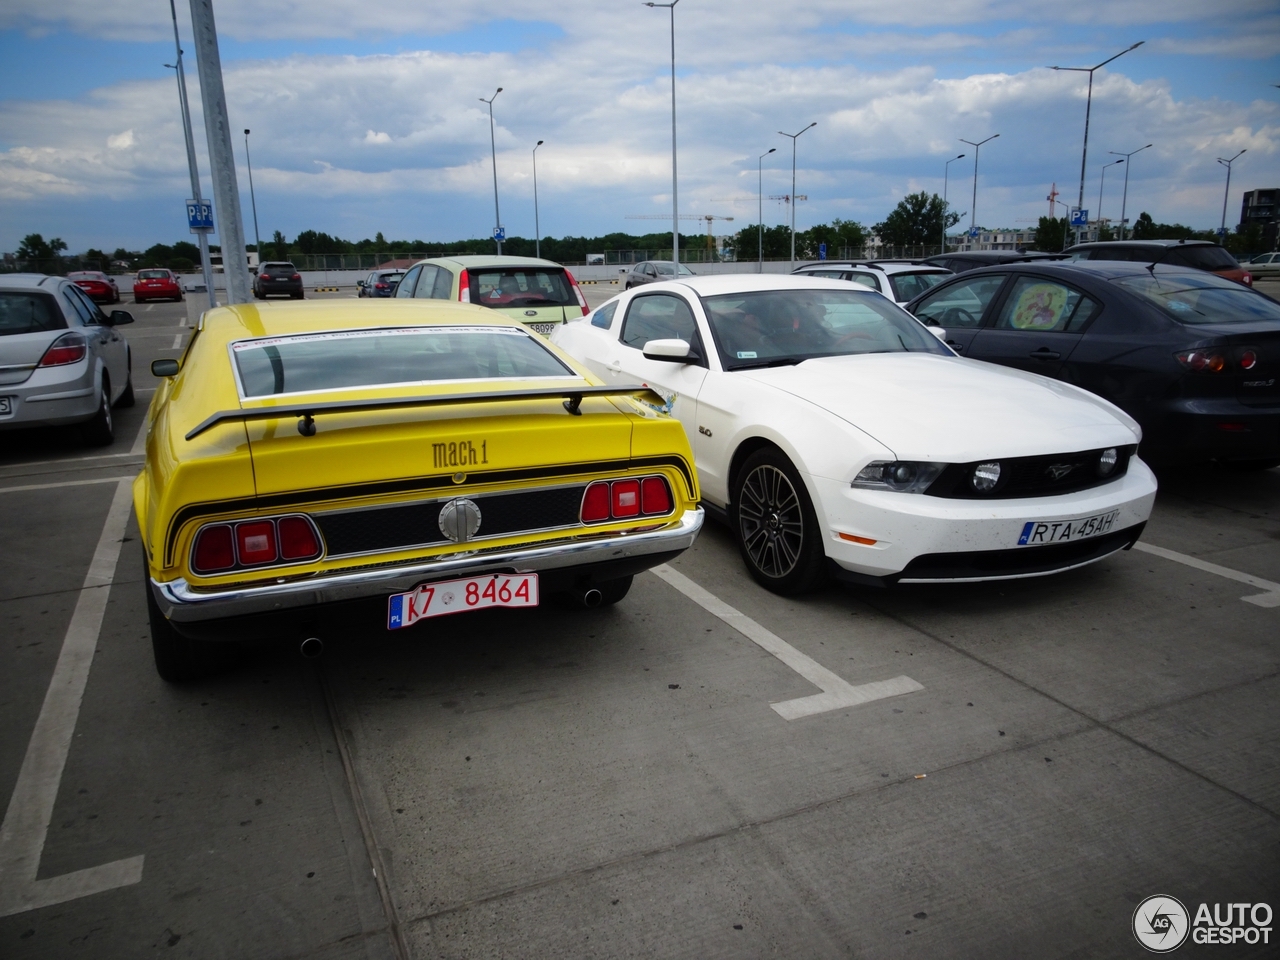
top-left (314, 485), bottom-right (587, 556)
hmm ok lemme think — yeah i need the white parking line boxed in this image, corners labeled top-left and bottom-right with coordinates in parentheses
top-left (1134, 542), bottom-right (1280, 608)
top-left (0, 479), bottom-right (144, 916)
top-left (649, 565), bottom-right (924, 720)
top-left (0, 476), bottom-right (136, 495)
top-left (171, 333), bottom-right (183, 350)
top-left (144, 304), bottom-right (154, 312)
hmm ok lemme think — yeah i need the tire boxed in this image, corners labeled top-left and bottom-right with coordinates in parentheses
top-left (292, 292), bottom-right (304, 300)
top-left (134, 297), bottom-right (144, 304)
top-left (145, 562), bottom-right (240, 682)
top-left (80, 379), bottom-right (115, 446)
top-left (596, 575), bottom-right (633, 606)
top-left (732, 447), bottom-right (828, 594)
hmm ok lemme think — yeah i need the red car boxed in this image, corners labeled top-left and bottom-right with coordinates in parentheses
top-left (133, 268), bottom-right (184, 303)
top-left (67, 270), bottom-right (120, 304)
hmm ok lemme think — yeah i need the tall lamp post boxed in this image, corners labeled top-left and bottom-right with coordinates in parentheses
top-left (1109, 143), bottom-right (1151, 240)
top-left (645, 0), bottom-right (680, 266)
top-left (1097, 157), bottom-right (1124, 240)
top-left (779, 122), bottom-right (816, 269)
top-left (1050, 41), bottom-right (1144, 244)
top-left (942, 152), bottom-right (965, 251)
top-left (959, 134), bottom-right (998, 245)
top-left (758, 146), bottom-right (776, 272)
top-left (532, 140), bottom-right (544, 259)
top-left (1218, 149), bottom-right (1246, 239)
top-left (164, 0), bottom-right (215, 307)
top-left (480, 87), bottom-right (504, 254)
top-left (243, 128), bottom-right (261, 257)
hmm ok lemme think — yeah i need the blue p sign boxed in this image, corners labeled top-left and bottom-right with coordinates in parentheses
top-left (818, 243), bottom-right (827, 260)
top-left (186, 199), bottom-right (213, 231)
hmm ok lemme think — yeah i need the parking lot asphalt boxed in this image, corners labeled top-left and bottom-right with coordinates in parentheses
top-left (0, 288), bottom-right (1277, 959)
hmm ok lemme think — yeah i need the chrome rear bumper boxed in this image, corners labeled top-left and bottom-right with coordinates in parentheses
top-left (152, 508), bottom-right (703, 623)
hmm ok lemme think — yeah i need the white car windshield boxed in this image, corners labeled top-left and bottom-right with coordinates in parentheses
top-left (231, 325), bottom-right (576, 398)
top-left (702, 289), bottom-right (950, 370)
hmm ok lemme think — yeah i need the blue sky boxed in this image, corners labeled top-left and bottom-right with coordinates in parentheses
top-left (1, 1), bottom-right (1277, 254)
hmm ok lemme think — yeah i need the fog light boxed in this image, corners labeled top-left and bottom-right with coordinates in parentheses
top-left (971, 461), bottom-right (1001, 492)
top-left (1097, 447), bottom-right (1118, 477)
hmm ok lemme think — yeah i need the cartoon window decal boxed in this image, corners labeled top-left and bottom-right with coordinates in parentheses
top-left (1008, 282), bottom-right (1069, 331)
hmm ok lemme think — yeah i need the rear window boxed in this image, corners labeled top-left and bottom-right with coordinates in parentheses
top-left (230, 325), bottom-right (577, 398)
top-left (1113, 274), bottom-right (1280, 325)
top-left (888, 271), bottom-right (948, 302)
top-left (1165, 246), bottom-right (1239, 271)
top-left (377, 273), bottom-right (405, 283)
top-left (138, 270), bottom-right (170, 279)
top-left (0, 292), bottom-right (66, 336)
top-left (470, 268), bottom-right (574, 308)
top-left (263, 263), bottom-right (297, 274)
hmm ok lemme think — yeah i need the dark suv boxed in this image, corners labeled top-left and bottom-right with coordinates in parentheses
top-left (253, 262), bottom-right (304, 300)
top-left (1064, 240), bottom-right (1252, 287)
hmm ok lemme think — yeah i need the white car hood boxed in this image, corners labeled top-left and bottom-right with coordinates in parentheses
top-left (738, 353), bottom-right (1140, 461)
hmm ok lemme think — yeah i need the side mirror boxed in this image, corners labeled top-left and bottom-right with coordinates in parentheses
top-left (151, 359), bottom-right (180, 377)
top-left (926, 325), bottom-right (949, 342)
top-left (356, 280), bottom-right (365, 288)
top-left (107, 310), bottom-right (134, 326)
top-left (642, 338), bottom-right (697, 362)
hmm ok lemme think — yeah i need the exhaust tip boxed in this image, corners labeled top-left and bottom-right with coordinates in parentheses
top-left (300, 636), bottom-right (324, 658)
top-left (581, 588), bottom-right (603, 609)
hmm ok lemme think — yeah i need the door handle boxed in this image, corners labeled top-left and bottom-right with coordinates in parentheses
top-left (1029, 348), bottom-right (1060, 361)
top-left (945, 341), bottom-right (963, 353)
top-left (607, 359), bottom-right (622, 373)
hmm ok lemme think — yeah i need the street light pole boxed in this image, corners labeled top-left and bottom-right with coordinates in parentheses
top-left (959, 134), bottom-right (998, 246)
top-left (1109, 143), bottom-right (1152, 240)
top-left (243, 128), bottom-right (261, 257)
top-left (1050, 40), bottom-right (1144, 244)
top-left (532, 140), bottom-right (544, 259)
top-left (1218, 149), bottom-right (1246, 239)
top-left (942, 153), bottom-right (965, 251)
top-left (758, 146), bottom-right (775, 272)
top-left (188, 0), bottom-right (252, 305)
top-left (778, 122), bottom-right (816, 269)
top-left (1097, 157), bottom-right (1124, 240)
top-left (479, 87), bottom-right (504, 255)
top-left (645, 0), bottom-right (680, 266)
top-left (165, 0), bottom-right (215, 308)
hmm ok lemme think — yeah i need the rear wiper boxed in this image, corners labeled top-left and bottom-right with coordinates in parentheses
top-left (731, 357), bottom-right (801, 370)
top-left (509, 296), bottom-right (557, 305)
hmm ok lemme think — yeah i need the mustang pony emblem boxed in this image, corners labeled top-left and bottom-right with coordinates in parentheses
top-left (1046, 463), bottom-right (1075, 480)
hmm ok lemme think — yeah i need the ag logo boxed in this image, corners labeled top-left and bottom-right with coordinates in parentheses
top-left (1133, 895), bottom-right (1190, 953)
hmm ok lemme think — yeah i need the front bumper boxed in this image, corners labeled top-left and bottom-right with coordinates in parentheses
top-left (151, 507), bottom-right (703, 624)
top-left (814, 458), bottom-right (1158, 582)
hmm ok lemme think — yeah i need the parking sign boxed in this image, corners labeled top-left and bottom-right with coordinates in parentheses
top-left (492, 226), bottom-right (506, 242)
top-left (186, 199), bottom-right (213, 233)
top-left (818, 243), bottom-right (827, 261)
top-left (1070, 207), bottom-right (1089, 227)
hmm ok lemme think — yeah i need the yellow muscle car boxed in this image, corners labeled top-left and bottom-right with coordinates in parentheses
top-left (135, 299), bottom-right (702, 681)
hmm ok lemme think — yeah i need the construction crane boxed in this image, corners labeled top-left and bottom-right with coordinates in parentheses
top-left (769, 194), bottom-right (807, 206)
top-left (626, 214), bottom-right (736, 251)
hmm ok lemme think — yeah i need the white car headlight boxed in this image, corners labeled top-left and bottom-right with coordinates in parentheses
top-left (852, 460), bottom-right (945, 493)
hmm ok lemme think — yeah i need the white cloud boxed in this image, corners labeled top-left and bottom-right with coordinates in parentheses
top-left (106, 128), bottom-right (134, 149)
top-left (363, 130), bottom-right (392, 144)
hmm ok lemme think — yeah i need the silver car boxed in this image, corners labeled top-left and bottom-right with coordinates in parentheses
top-left (624, 260), bottom-right (695, 289)
top-left (0, 274), bottom-right (135, 445)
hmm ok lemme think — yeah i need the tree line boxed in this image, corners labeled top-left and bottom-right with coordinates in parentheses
top-left (11, 196), bottom-right (1266, 275)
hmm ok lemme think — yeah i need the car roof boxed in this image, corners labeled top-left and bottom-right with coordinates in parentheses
top-left (0, 273), bottom-right (64, 290)
top-left (935, 260), bottom-right (1223, 282)
top-left (418, 255), bottom-right (566, 270)
top-left (196, 299), bottom-right (536, 347)
top-left (1065, 239), bottom-right (1219, 251)
top-left (929, 251), bottom-right (1060, 261)
top-left (638, 274), bottom-right (893, 296)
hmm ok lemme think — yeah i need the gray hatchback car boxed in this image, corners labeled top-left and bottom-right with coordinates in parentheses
top-left (0, 274), bottom-right (135, 445)
top-left (624, 260), bottom-right (696, 289)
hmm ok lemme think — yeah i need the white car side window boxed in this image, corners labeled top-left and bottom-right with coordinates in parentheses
top-left (591, 300), bottom-right (618, 330)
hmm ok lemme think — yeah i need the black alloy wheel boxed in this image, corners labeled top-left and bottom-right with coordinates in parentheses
top-left (733, 447), bottom-right (828, 594)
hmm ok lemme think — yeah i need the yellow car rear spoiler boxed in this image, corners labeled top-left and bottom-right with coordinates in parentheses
top-left (185, 383), bottom-right (664, 440)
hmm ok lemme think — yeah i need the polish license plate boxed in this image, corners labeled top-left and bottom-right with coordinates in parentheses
top-left (1017, 510), bottom-right (1119, 546)
top-left (528, 322), bottom-right (559, 336)
top-left (0, 396), bottom-right (11, 415)
top-left (388, 573), bottom-right (539, 629)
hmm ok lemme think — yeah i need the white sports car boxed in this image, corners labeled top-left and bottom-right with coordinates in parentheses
top-left (551, 275), bottom-right (1157, 593)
